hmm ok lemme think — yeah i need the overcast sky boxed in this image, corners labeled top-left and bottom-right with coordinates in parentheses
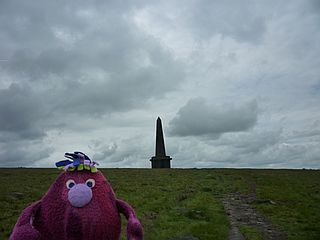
top-left (0, 0), bottom-right (319, 168)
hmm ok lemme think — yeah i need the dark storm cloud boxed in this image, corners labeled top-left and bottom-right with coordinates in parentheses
top-left (0, 0), bottom-right (184, 102)
top-left (0, 0), bottom-right (186, 166)
top-left (0, 82), bottom-right (54, 166)
top-left (169, 98), bottom-right (258, 138)
top-left (0, 83), bottom-right (47, 141)
top-left (0, 140), bottom-right (53, 167)
top-left (0, 0), bottom-right (184, 128)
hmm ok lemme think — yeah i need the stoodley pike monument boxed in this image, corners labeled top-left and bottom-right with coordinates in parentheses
top-left (150, 117), bottom-right (172, 168)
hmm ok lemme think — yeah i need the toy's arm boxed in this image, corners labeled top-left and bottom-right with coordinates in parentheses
top-left (116, 199), bottom-right (143, 240)
top-left (10, 201), bottom-right (41, 240)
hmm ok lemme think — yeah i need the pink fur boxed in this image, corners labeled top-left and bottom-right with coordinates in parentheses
top-left (10, 170), bottom-right (143, 240)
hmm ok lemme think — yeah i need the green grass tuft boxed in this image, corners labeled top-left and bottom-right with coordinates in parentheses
top-left (239, 225), bottom-right (263, 240)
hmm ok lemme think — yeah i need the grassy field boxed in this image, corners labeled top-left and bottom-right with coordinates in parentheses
top-left (0, 168), bottom-right (319, 240)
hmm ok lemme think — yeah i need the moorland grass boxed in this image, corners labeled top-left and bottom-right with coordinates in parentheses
top-left (0, 168), bottom-right (319, 240)
top-left (249, 169), bottom-right (320, 240)
top-left (239, 225), bottom-right (264, 240)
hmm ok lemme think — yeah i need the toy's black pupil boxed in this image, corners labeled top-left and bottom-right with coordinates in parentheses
top-left (87, 181), bottom-right (93, 188)
top-left (68, 182), bottom-right (75, 188)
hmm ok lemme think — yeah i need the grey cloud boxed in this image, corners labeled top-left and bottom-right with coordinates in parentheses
top-left (1, 1), bottom-right (185, 117)
top-left (305, 0), bottom-right (320, 16)
top-left (0, 140), bottom-right (53, 167)
top-left (186, 1), bottom-right (319, 44)
top-left (216, 129), bottom-right (282, 154)
top-left (290, 129), bottom-right (320, 140)
top-left (169, 129), bottom-right (315, 168)
top-left (0, 0), bottom-right (186, 168)
top-left (169, 123), bottom-right (320, 169)
top-left (184, 0), bottom-right (267, 43)
top-left (88, 135), bottom-right (152, 167)
top-left (169, 98), bottom-right (258, 138)
top-left (135, 0), bottom-right (267, 44)
top-left (57, 56), bottom-right (184, 115)
top-left (288, 121), bottom-right (320, 140)
top-left (3, 49), bottom-right (78, 79)
top-left (259, 142), bottom-right (320, 168)
top-left (0, 83), bottom-right (47, 141)
top-left (90, 141), bottom-right (118, 161)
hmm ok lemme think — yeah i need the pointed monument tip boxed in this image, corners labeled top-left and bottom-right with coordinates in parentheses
top-left (157, 116), bottom-right (161, 120)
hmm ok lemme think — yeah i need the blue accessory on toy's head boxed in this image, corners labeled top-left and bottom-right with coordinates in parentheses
top-left (55, 160), bottom-right (73, 167)
top-left (55, 151), bottom-right (98, 173)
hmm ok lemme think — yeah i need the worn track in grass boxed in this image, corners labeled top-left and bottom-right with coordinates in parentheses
top-left (223, 179), bottom-right (286, 240)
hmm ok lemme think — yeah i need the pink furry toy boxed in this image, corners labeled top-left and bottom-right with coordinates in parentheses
top-left (10, 152), bottom-right (143, 240)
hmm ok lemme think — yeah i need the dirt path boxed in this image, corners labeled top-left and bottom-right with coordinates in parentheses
top-left (222, 181), bottom-right (286, 240)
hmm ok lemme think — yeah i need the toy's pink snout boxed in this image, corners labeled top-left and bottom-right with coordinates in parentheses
top-left (68, 184), bottom-right (92, 208)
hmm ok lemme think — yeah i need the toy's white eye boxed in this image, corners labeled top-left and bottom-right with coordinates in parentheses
top-left (85, 179), bottom-right (95, 188)
top-left (66, 179), bottom-right (76, 189)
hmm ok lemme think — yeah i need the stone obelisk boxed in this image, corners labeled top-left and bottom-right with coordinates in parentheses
top-left (150, 117), bottom-right (172, 168)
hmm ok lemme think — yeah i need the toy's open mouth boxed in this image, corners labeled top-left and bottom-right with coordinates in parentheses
top-left (68, 184), bottom-right (92, 208)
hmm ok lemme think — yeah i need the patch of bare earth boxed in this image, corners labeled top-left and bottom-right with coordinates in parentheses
top-left (222, 182), bottom-right (286, 240)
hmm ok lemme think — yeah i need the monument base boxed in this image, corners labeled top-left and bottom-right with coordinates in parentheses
top-left (150, 156), bottom-right (172, 168)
